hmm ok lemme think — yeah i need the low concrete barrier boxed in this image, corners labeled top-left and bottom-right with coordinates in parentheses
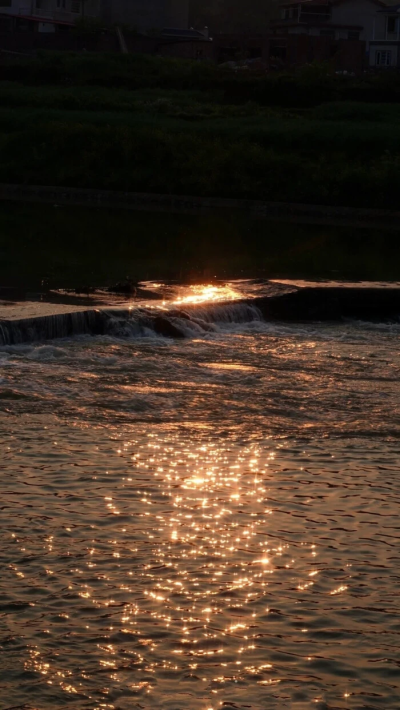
top-left (2, 288), bottom-right (400, 346)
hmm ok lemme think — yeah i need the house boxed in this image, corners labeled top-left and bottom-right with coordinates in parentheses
top-left (269, 0), bottom-right (400, 71)
top-left (271, 0), bottom-right (385, 43)
top-left (0, 0), bottom-right (100, 33)
top-left (0, 0), bottom-right (190, 35)
top-left (100, 0), bottom-right (189, 32)
top-left (369, 3), bottom-right (400, 66)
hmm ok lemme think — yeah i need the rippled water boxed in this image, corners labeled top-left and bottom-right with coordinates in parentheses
top-left (1, 288), bottom-right (400, 710)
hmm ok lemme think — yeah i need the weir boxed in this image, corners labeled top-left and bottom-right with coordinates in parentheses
top-left (0, 302), bottom-right (264, 345)
top-left (1, 287), bottom-right (400, 346)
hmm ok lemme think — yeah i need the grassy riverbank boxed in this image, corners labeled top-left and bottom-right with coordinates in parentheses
top-left (2, 54), bottom-right (400, 208)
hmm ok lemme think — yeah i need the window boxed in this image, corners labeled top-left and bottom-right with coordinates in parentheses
top-left (387, 16), bottom-right (397, 33)
top-left (282, 7), bottom-right (298, 19)
top-left (71, 0), bottom-right (81, 12)
top-left (57, 0), bottom-right (66, 7)
top-left (376, 50), bottom-right (392, 66)
top-left (348, 31), bottom-right (360, 40)
top-left (36, 0), bottom-right (43, 7)
top-left (0, 0), bottom-right (12, 6)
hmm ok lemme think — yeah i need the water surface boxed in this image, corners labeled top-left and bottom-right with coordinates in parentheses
top-left (1, 286), bottom-right (400, 710)
top-left (1, 202), bottom-right (400, 291)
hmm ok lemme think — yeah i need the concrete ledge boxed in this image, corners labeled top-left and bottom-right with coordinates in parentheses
top-left (2, 287), bottom-right (400, 346)
top-left (0, 184), bottom-right (400, 229)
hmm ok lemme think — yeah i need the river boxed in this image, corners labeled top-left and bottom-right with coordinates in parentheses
top-left (1, 281), bottom-right (400, 710)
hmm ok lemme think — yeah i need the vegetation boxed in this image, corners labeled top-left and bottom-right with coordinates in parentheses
top-left (3, 52), bottom-right (400, 105)
top-left (1, 53), bottom-right (400, 208)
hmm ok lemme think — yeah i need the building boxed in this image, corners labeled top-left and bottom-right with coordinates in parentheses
top-left (269, 0), bottom-right (400, 71)
top-left (0, 0), bottom-right (100, 33)
top-left (123, 27), bottom-right (213, 59)
top-left (100, 0), bottom-right (189, 32)
top-left (269, 32), bottom-right (366, 71)
top-left (271, 0), bottom-right (385, 43)
top-left (369, 3), bottom-right (400, 66)
top-left (212, 33), bottom-right (269, 63)
top-left (0, 0), bottom-right (189, 33)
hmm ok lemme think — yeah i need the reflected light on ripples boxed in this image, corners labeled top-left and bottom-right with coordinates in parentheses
top-left (3, 305), bottom-right (400, 710)
top-left (96, 434), bottom-right (288, 699)
top-left (9, 418), bottom-right (387, 709)
top-left (173, 284), bottom-right (241, 305)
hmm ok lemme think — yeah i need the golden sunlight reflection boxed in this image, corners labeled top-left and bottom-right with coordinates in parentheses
top-left (4, 306), bottom-right (400, 710)
top-left (10, 422), bottom-right (363, 709)
top-left (76, 431), bottom-right (312, 703)
top-left (172, 284), bottom-right (241, 305)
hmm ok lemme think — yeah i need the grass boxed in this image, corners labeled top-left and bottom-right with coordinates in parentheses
top-left (311, 101), bottom-right (400, 123)
top-left (2, 51), bottom-right (400, 102)
top-left (0, 118), bottom-right (396, 207)
top-left (1, 54), bottom-right (400, 209)
top-left (0, 83), bottom-right (226, 115)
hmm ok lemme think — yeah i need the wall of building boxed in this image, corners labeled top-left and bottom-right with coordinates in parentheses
top-left (331, 0), bottom-right (385, 41)
top-left (123, 32), bottom-right (213, 58)
top-left (275, 0), bottom-right (388, 46)
top-left (0, 0), bottom-right (100, 20)
top-left (269, 34), bottom-right (366, 72)
top-left (158, 39), bottom-right (214, 59)
top-left (0, 28), bottom-right (117, 49)
top-left (369, 42), bottom-right (399, 65)
top-left (213, 33), bottom-right (269, 62)
top-left (101, 0), bottom-right (188, 30)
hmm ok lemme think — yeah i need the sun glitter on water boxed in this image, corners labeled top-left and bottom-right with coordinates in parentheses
top-left (173, 284), bottom-right (241, 305)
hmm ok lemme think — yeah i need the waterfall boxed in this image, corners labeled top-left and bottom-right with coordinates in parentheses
top-left (0, 301), bottom-right (264, 346)
top-left (2, 287), bottom-right (400, 346)
top-left (0, 310), bottom-right (106, 346)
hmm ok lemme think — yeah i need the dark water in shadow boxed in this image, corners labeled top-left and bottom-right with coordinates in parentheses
top-left (1, 202), bottom-right (400, 292)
